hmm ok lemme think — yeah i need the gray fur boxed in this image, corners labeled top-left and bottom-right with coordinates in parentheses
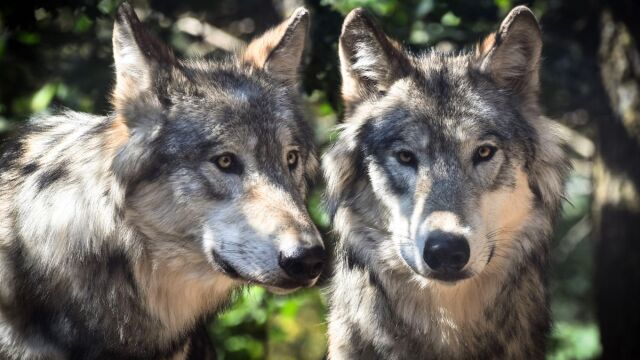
top-left (325, 6), bottom-right (570, 359)
top-left (0, 4), bottom-right (322, 359)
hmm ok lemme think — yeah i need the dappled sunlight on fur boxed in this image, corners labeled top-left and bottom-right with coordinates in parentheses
top-left (0, 4), bottom-right (321, 359)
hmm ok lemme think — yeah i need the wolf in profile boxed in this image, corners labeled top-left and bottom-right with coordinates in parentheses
top-left (324, 6), bottom-right (569, 359)
top-left (0, 3), bottom-right (325, 359)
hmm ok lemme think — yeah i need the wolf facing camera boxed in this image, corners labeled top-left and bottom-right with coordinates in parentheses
top-left (324, 6), bottom-right (570, 359)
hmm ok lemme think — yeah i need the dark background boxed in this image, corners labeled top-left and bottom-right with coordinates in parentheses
top-left (1, 0), bottom-right (638, 358)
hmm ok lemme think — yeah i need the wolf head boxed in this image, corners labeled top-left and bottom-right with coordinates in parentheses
top-left (110, 4), bottom-right (324, 292)
top-left (325, 7), bottom-right (568, 284)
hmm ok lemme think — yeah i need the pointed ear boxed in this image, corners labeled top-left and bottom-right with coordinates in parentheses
top-left (339, 8), bottom-right (410, 109)
top-left (243, 7), bottom-right (309, 84)
top-left (110, 3), bottom-right (179, 181)
top-left (474, 6), bottom-right (542, 104)
top-left (112, 2), bottom-right (177, 112)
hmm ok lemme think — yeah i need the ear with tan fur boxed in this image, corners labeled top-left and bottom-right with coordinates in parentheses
top-left (474, 6), bottom-right (542, 105)
top-left (243, 7), bottom-right (309, 83)
top-left (111, 3), bottom-right (180, 181)
top-left (339, 8), bottom-right (411, 110)
top-left (112, 2), bottom-right (177, 113)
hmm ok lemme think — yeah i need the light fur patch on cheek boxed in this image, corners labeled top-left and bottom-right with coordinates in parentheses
top-left (480, 169), bottom-right (533, 244)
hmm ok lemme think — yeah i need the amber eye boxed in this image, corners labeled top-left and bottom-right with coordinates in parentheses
top-left (216, 154), bottom-right (234, 170)
top-left (213, 153), bottom-right (242, 174)
top-left (396, 150), bottom-right (416, 166)
top-left (474, 145), bottom-right (497, 163)
top-left (287, 150), bottom-right (299, 169)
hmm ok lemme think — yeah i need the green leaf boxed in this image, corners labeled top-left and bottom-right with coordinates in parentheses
top-left (416, 0), bottom-right (435, 17)
top-left (98, 0), bottom-right (119, 14)
top-left (279, 298), bottom-right (301, 319)
top-left (73, 14), bottom-right (93, 33)
top-left (308, 189), bottom-right (330, 229)
top-left (548, 322), bottom-right (601, 360)
top-left (317, 102), bottom-right (334, 117)
top-left (494, 0), bottom-right (512, 15)
top-left (0, 117), bottom-right (11, 133)
top-left (30, 83), bottom-right (57, 112)
top-left (320, 0), bottom-right (396, 16)
top-left (16, 32), bottom-right (41, 45)
top-left (441, 12), bottom-right (461, 27)
top-left (34, 8), bottom-right (50, 21)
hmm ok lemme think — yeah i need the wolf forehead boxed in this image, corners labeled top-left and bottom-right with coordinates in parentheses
top-left (155, 60), bottom-right (312, 153)
top-left (358, 53), bottom-right (536, 146)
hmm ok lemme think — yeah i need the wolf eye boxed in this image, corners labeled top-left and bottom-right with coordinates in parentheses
top-left (396, 150), bottom-right (416, 166)
top-left (474, 145), bottom-right (497, 163)
top-left (287, 150), bottom-right (299, 169)
top-left (214, 153), bottom-right (238, 173)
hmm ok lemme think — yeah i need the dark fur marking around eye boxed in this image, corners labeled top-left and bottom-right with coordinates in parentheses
top-left (213, 153), bottom-right (243, 175)
top-left (473, 145), bottom-right (497, 164)
top-left (359, 120), bottom-right (412, 194)
top-left (287, 150), bottom-right (299, 171)
top-left (396, 150), bottom-right (417, 168)
top-left (383, 164), bottom-right (410, 194)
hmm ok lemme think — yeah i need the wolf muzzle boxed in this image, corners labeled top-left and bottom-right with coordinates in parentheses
top-left (278, 245), bottom-right (326, 283)
top-left (423, 230), bottom-right (470, 280)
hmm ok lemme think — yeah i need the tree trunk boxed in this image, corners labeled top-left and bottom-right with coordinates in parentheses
top-left (594, 4), bottom-right (640, 358)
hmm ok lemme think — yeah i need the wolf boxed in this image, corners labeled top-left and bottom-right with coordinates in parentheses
top-left (324, 6), bottom-right (570, 359)
top-left (0, 3), bottom-right (325, 359)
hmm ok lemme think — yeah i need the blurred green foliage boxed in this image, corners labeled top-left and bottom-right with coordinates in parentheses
top-left (0, 0), bottom-right (602, 359)
top-left (211, 287), bottom-right (328, 360)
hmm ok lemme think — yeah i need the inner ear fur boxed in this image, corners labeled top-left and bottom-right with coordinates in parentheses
top-left (110, 3), bottom-right (179, 180)
top-left (112, 2), bottom-right (178, 114)
top-left (243, 7), bottom-right (309, 84)
top-left (474, 6), bottom-right (542, 106)
top-left (338, 8), bottom-right (411, 110)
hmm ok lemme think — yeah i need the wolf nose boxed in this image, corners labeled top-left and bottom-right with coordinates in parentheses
top-left (423, 232), bottom-right (470, 272)
top-left (278, 246), bottom-right (326, 283)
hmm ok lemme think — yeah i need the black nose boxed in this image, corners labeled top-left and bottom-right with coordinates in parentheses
top-left (423, 232), bottom-right (470, 273)
top-left (278, 246), bottom-right (326, 282)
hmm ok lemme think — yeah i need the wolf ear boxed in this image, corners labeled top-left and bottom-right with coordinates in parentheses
top-left (339, 8), bottom-right (410, 110)
top-left (243, 7), bottom-right (309, 84)
top-left (111, 3), bottom-right (179, 181)
top-left (112, 3), bottom-right (177, 113)
top-left (474, 6), bottom-right (542, 105)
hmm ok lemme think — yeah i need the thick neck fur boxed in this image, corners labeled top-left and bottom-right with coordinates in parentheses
top-left (0, 111), bottom-right (235, 359)
top-left (134, 231), bottom-right (237, 343)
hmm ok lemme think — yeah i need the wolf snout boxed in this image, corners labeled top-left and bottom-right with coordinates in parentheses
top-left (278, 245), bottom-right (326, 284)
top-left (423, 231), bottom-right (470, 275)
